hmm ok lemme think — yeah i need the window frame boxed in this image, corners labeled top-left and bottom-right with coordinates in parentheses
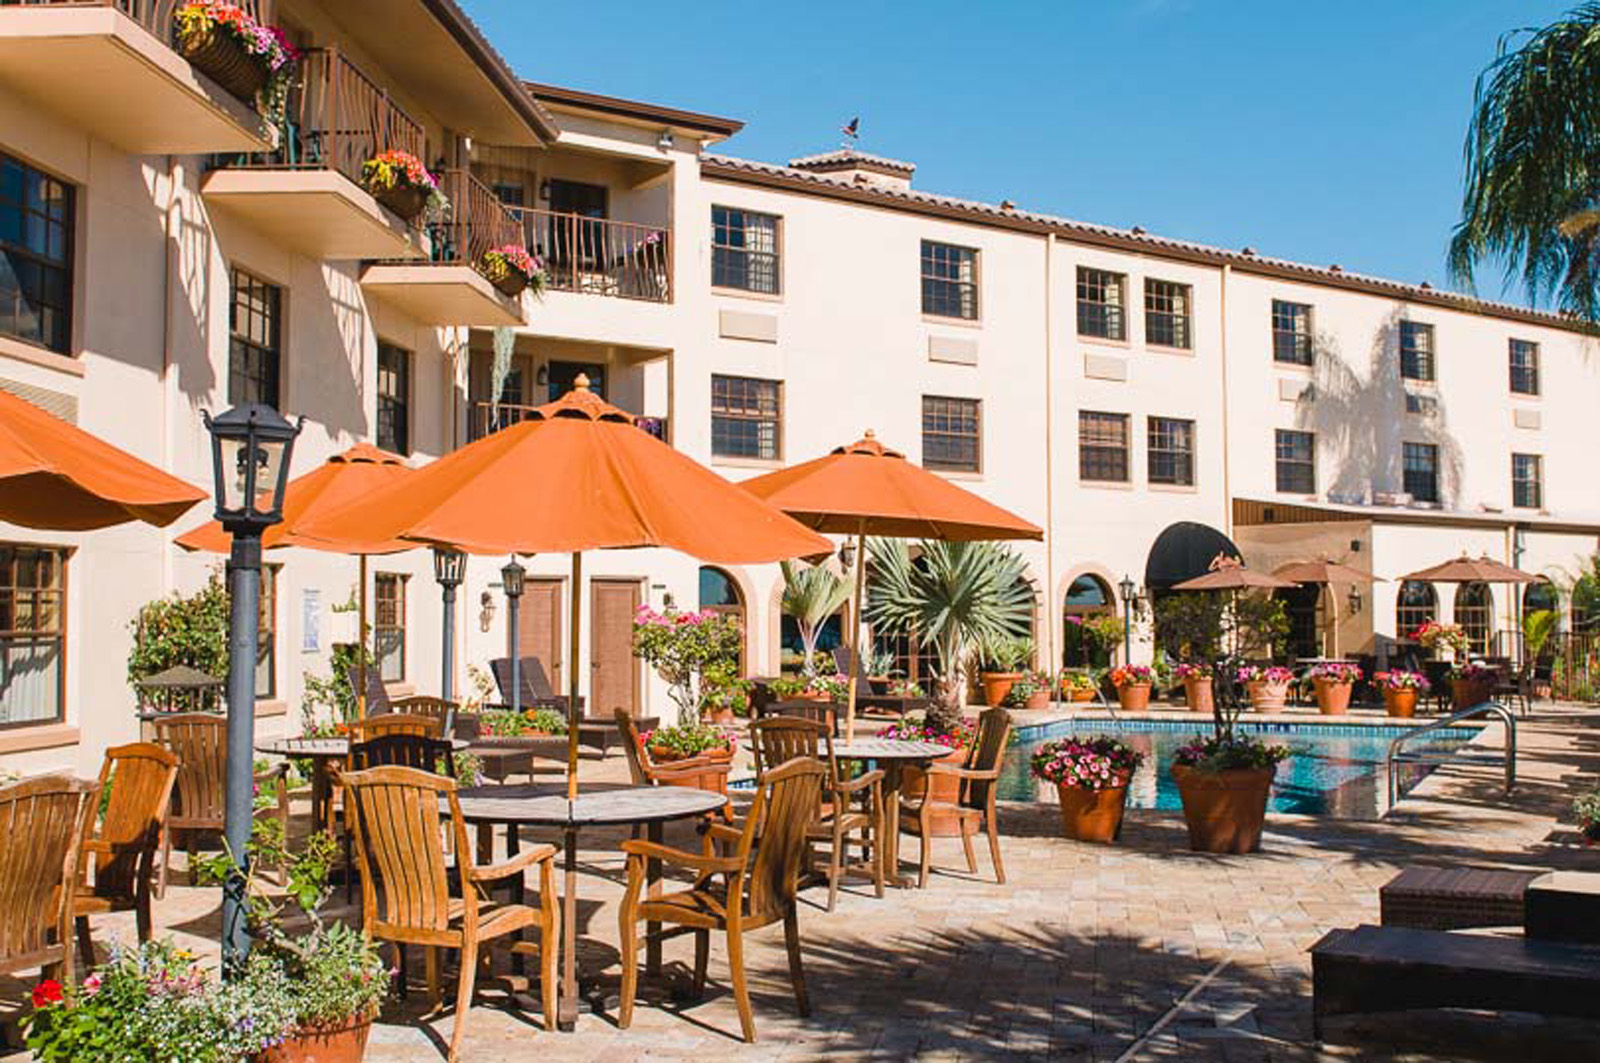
top-left (228, 266), bottom-right (283, 409)
top-left (0, 150), bottom-right (76, 356)
top-left (1079, 410), bottom-right (1131, 483)
top-left (1402, 441), bottom-right (1440, 504)
top-left (711, 205), bottom-right (782, 296)
top-left (1274, 429), bottom-right (1316, 495)
top-left (1509, 338), bottom-right (1540, 396)
top-left (921, 395), bottom-right (982, 474)
top-left (1399, 320), bottom-right (1436, 383)
top-left (376, 341), bottom-right (411, 456)
top-left (710, 374), bottom-right (783, 461)
top-left (1146, 416), bottom-right (1196, 486)
top-left (1512, 452), bottom-right (1543, 510)
top-left (919, 240), bottom-right (979, 320)
top-left (374, 572), bottom-right (408, 683)
top-left (1271, 299), bottom-right (1313, 366)
top-left (1143, 278), bottom-right (1193, 350)
top-left (1076, 266), bottom-right (1127, 341)
top-left (0, 543), bottom-right (68, 730)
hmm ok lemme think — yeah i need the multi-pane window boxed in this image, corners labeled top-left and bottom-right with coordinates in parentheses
top-left (1509, 339), bottom-right (1539, 396)
top-left (0, 545), bottom-right (65, 727)
top-left (0, 152), bottom-right (74, 354)
top-left (711, 206), bottom-right (780, 294)
top-left (1275, 429), bottom-right (1316, 494)
top-left (1513, 453), bottom-right (1543, 509)
top-left (1399, 321), bottom-right (1435, 382)
top-left (229, 267), bottom-right (282, 408)
top-left (710, 375), bottom-right (781, 460)
top-left (256, 565), bottom-right (277, 700)
top-left (1079, 411), bottom-right (1130, 482)
top-left (376, 342), bottom-right (410, 456)
top-left (1077, 267), bottom-right (1126, 340)
top-left (1403, 441), bottom-right (1440, 503)
top-left (1147, 417), bottom-right (1195, 486)
top-left (922, 396), bottom-right (981, 472)
top-left (1455, 582), bottom-right (1493, 655)
top-left (1272, 299), bottom-right (1313, 365)
top-left (1395, 580), bottom-right (1437, 639)
top-left (374, 573), bottom-right (407, 682)
top-left (1144, 279), bottom-right (1192, 349)
top-left (920, 241), bottom-right (978, 319)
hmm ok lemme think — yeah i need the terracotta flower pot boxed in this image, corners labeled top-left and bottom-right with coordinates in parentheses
top-left (1068, 686), bottom-right (1096, 703)
top-left (1383, 688), bottom-right (1418, 718)
top-left (902, 746), bottom-right (966, 836)
top-left (1450, 677), bottom-right (1494, 709)
top-left (1245, 680), bottom-right (1289, 712)
top-left (1056, 781), bottom-right (1129, 843)
top-left (1171, 763), bottom-right (1276, 854)
top-left (1313, 678), bottom-right (1353, 715)
top-left (1182, 676), bottom-right (1214, 713)
top-left (705, 706), bottom-right (735, 726)
top-left (1023, 689), bottom-right (1050, 709)
top-left (1115, 683), bottom-right (1151, 711)
top-left (257, 1013), bottom-right (374, 1063)
top-left (980, 672), bottom-right (1021, 708)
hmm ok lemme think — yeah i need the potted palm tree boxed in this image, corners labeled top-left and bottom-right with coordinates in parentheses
top-left (978, 633), bottom-right (1033, 707)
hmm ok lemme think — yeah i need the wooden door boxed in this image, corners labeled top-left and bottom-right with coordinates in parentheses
top-left (591, 579), bottom-right (641, 718)
top-left (516, 579), bottom-right (563, 695)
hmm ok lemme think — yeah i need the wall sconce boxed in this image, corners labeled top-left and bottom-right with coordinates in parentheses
top-left (657, 129), bottom-right (674, 151)
top-left (662, 591), bottom-right (676, 610)
top-left (537, 179), bottom-right (551, 201)
top-left (536, 364), bottom-right (548, 387)
top-left (839, 540), bottom-right (856, 571)
top-left (1347, 585), bottom-right (1363, 616)
top-left (479, 590), bottom-right (497, 633)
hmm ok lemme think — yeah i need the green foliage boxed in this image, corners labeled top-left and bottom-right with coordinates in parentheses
top-left (978, 633), bottom-right (1034, 673)
top-left (640, 723), bottom-right (734, 758)
top-left (299, 642), bottom-right (374, 730)
top-left (1524, 608), bottom-right (1560, 661)
top-left (1573, 787), bottom-right (1600, 837)
top-left (477, 708), bottom-right (568, 737)
top-left (632, 606), bottom-right (743, 726)
top-left (126, 571), bottom-right (229, 686)
top-left (1153, 593), bottom-right (1224, 661)
top-left (779, 560), bottom-right (852, 677)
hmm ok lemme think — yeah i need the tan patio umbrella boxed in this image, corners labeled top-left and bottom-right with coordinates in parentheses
top-left (1273, 558), bottom-right (1385, 658)
top-left (741, 431), bottom-right (1043, 739)
top-left (1172, 554), bottom-right (1299, 660)
top-left (1400, 553), bottom-right (1540, 660)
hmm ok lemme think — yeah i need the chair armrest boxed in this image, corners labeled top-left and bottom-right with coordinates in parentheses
top-left (467, 843), bottom-right (558, 883)
top-left (621, 838), bottom-right (742, 873)
top-left (703, 822), bottom-right (745, 847)
top-left (833, 768), bottom-right (884, 794)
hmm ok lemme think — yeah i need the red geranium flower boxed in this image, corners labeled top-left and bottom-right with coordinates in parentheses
top-left (31, 979), bottom-right (63, 1008)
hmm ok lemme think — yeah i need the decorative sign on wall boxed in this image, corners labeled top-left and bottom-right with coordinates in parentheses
top-left (301, 588), bottom-right (322, 653)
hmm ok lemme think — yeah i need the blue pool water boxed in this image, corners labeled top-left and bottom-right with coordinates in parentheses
top-left (999, 718), bottom-right (1483, 819)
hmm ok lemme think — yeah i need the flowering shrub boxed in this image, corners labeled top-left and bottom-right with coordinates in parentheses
top-left (1172, 732), bottom-right (1291, 773)
top-left (1573, 788), bottom-right (1600, 840)
top-left (879, 715), bottom-right (978, 749)
top-left (1030, 736), bottom-right (1143, 791)
top-left (1450, 662), bottom-right (1499, 683)
top-left (1173, 661), bottom-right (1214, 680)
top-left (1376, 670), bottom-right (1431, 691)
top-left (1309, 662), bottom-right (1363, 684)
top-left (632, 605), bottom-right (742, 725)
top-left (482, 245), bottom-right (547, 294)
top-left (641, 723), bottom-right (735, 759)
top-left (1413, 621), bottom-right (1468, 654)
top-left (1002, 671), bottom-right (1050, 708)
top-left (1066, 613), bottom-right (1126, 649)
top-left (770, 672), bottom-right (848, 701)
top-left (1108, 664), bottom-right (1153, 688)
top-left (1235, 664), bottom-right (1293, 684)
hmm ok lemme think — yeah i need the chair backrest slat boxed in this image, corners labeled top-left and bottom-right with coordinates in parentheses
top-left (0, 775), bottom-right (97, 975)
top-left (962, 708), bottom-right (1012, 809)
top-left (341, 765), bottom-right (456, 932)
top-left (614, 709), bottom-right (651, 786)
top-left (154, 713), bottom-right (229, 826)
top-left (350, 734), bottom-right (453, 776)
top-left (88, 743), bottom-right (179, 899)
top-left (389, 695), bottom-right (459, 733)
top-left (748, 716), bottom-right (833, 778)
top-left (745, 757), bottom-right (825, 922)
top-left (349, 713), bottom-right (443, 743)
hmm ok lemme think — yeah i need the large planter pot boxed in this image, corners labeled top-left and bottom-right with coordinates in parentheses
top-left (649, 745), bottom-right (733, 794)
top-left (178, 26), bottom-right (269, 103)
top-left (1383, 688), bottom-right (1418, 718)
top-left (1182, 677), bottom-right (1214, 713)
top-left (1245, 680), bottom-right (1289, 712)
top-left (1067, 686), bottom-right (1096, 703)
top-left (980, 672), bottom-right (1021, 708)
top-left (1451, 677), bottom-right (1494, 709)
top-left (1056, 781), bottom-right (1129, 844)
top-left (1313, 678), bottom-right (1353, 716)
top-left (1115, 683), bottom-right (1151, 712)
top-left (1171, 764), bottom-right (1275, 854)
top-left (1023, 688), bottom-right (1050, 710)
top-left (704, 706), bottom-right (736, 726)
top-left (257, 1013), bottom-right (374, 1062)
top-left (903, 747), bottom-right (966, 836)
top-left (372, 183), bottom-right (429, 223)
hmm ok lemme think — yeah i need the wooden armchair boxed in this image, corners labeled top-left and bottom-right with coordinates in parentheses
top-left (390, 696), bottom-right (462, 734)
top-left (72, 743), bottom-right (179, 969)
top-left (341, 765), bottom-right (559, 1060)
top-left (340, 734), bottom-right (457, 900)
top-left (154, 713), bottom-right (288, 894)
top-left (750, 715), bottom-right (884, 910)
top-left (618, 757), bottom-right (825, 1043)
top-left (899, 707), bottom-right (1012, 888)
top-left (348, 712), bottom-right (444, 742)
top-left (0, 775), bottom-right (97, 985)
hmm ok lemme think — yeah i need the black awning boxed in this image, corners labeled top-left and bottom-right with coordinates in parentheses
top-left (1144, 521), bottom-right (1241, 592)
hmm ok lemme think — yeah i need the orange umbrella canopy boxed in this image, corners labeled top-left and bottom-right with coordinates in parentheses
top-left (739, 432), bottom-right (1042, 540)
top-left (298, 381), bottom-right (833, 563)
top-left (1401, 554), bottom-right (1540, 584)
top-left (0, 387), bottom-right (205, 530)
top-left (1173, 553), bottom-right (1298, 591)
top-left (175, 443), bottom-right (414, 555)
top-left (1273, 559), bottom-right (1385, 586)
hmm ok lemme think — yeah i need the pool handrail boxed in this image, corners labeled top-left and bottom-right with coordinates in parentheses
top-left (1385, 700), bottom-right (1516, 807)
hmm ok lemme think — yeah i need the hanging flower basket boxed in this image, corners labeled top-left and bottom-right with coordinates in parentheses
top-left (174, 3), bottom-right (299, 107)
top-left (361, 151), bottom-right (442, 223)
top-left (179, 25), bottom-right (267, 100)
top-left (480, 245), bottom-right (546, 298)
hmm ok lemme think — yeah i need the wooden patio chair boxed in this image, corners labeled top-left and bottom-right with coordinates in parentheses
top-left (390, 695), bottom-right (462, 733)
top-left (153, 713), bottom-right (288, 895)
top-left (0, 774), bottom-right (97, 985)
top-left (72, 743), bottom-right (179, 969)
top-left (898, 707), bottom-right (1012, 888)
top-left (349, 712), bottom-right (444, 742)
top-left (340, 734), bottom-right (457, 901)
top-left (749, 715), bottom-right (884, 910)
top-left (341, 765), bottom-right (560, 1060)
top-left (618, 756), bottom-right (825, 1043)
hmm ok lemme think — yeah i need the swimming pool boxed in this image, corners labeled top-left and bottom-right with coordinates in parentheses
top-left (999, 718), bottom-right (1483, 820)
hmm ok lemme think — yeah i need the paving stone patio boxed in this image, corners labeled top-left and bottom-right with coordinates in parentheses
top-left (5, 702), bottom-right (1599, 1061)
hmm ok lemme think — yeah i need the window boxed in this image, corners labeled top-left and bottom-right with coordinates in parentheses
top-left (1399, 320), bottom-right (1435, 382)
top-left (1513, 453), bottom-right (1543, 509)
top-left (1272, 300), bottom-right (1313, 365)
top-left (710, 375), bottom-right (781, 460)
top-left (699, 566), bottom-right (746, 671)
top-left (1403, 441), bottom-right (1439, 503)
top-left (1455, 582), bottom-right (1493, 655)
top-left (1509, 339), bottom-right (1539, 396)
top-left (374, 573), bottom-right (407, 683)
top-left (711, 206), bottom-right (780, 294)
top-left (1079, 411), bottom-right (1130, 482)
top-left (256, 565), bottom-right (277, 700)
top-left (1144, 279), bottom-right (1192, 349)
top-left (920, 241), bottom-right (978, 319)
top-left (1396, 580), bottom-right (1437, 639)
top-left (0, 152), bottom-right (74, 354)
top-left (376, 342), bottom-right (410, 456)
top-left (1275, 429), bottom-right (1315, 494)
top-left (0, 545), bottom-right (65, 727)
top-left (491, 182), bottom-right (525, 207)
top-left (1077, 267), bottom-right (1126, 340)
top-left (1147, 417), bottom-right (1195, 486)
top-left (922, 396), bottom-right (981, 472)
top-left (229, 267), bottom-right (281, 408)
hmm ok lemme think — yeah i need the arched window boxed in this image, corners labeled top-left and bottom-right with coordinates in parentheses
top-left (698, 566), bottom-right (745, 670)
top-left (1523, 579), bottom-right (1560, 618)
top-left (1454, 582), bottom-right (1493, 655)
top-left (1396, 580), bottom-right (1437, 640)
top-left (1062, 574), bottom-right (1114, 669)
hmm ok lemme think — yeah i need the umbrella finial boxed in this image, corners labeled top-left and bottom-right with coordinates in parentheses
top-left (864, 428), bottom-right (876, 439)
top-left (573, 373), bottom-right (591, 391)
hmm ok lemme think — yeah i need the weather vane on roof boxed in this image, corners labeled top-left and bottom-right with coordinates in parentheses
top-left (840, 115), bottom-right (859, 150)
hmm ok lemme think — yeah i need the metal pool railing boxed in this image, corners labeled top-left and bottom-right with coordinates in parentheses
top-left (1385, 700), bottom-right (1516, 807)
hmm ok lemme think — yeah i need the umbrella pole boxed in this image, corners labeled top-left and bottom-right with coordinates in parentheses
top-left (561, 551), bottom-right (581, 1030)
top-left (844, 523), bottom-right (867, 742)
top-left (356, 554), bottom-right (368, 719)
top-left (1329, 584), bottom-right (1340, 659)
top-left (567, 551), bottom-right (582, 802)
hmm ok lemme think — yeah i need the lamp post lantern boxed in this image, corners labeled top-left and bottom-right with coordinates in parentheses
top-left (433, 547), bottom-right (466, 707)
top-left (502, 558), bottom-right (526, 715)
top-left (1118, 574), bottom-right (1137, 666)
top-left (203, 402), bottom-right (301, 973)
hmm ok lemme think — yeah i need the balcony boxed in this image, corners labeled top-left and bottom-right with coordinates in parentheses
top-left (0, 0), bottom-right (274, 153)
top-left (361, 169), bottom-right (525, 327)
top-left (469, 401), bottom-right (666, 444)
top-left (509, 207), bottom-right (671, 303)
top-left (200, 48), bottom-right (427, 261)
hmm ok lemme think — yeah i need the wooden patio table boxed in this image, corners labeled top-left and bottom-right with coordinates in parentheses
top-left (254, 735), bottom-right (468, 830)
top-left (449, 783), bottom-right (727, 1031)
top-left (831, 738), bottom-right (954, 888)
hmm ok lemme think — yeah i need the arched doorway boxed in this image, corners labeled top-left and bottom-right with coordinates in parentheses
top-left (1395, 580), bottom-right (1437, 639)
top-left (1454, 582), bottom-right (1493, 655)
top-left (698, 566), bottom-right (746, 671)
top-left (1275, 584), bottom-right (1323, 659)
top-left (1062, 573), bottom-right (1114, 669)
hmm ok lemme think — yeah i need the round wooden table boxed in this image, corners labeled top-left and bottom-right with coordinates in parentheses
top-left (450, 783), bottom-right (729, 1031)
top-left (832, 738), bottom-right (955, 888)
top-left (255, 736), bottom-right (469, 828)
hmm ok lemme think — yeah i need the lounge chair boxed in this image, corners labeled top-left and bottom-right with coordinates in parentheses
top-left (488, 657), bottom-right (655, 755)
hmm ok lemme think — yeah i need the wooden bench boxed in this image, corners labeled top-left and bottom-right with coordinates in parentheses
top-left (1311, 924), bottom-right (1600, 1038)
top-left (1379, 865), bottom-right (1542, 931)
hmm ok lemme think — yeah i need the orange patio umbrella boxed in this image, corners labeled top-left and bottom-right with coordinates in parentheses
top-left (0, 386), bottom-right (205, 530)
top-left (741, 431), bottom-right (1043, 739)
top-left (1273, 558), bottom-right (1385, 658)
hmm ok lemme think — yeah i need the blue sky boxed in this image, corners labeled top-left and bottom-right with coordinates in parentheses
top-left (466, 1), bottom-right (1572, 305)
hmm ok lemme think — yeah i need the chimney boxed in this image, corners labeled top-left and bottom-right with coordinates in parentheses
top-left (788, 149), bottom-right (915, 190)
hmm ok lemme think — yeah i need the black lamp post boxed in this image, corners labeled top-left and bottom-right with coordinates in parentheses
top-left (433, 547), bottom-right (466, 707)
top-left (1118, 574), bottom-right (1137, 666)
top-left (502, 558), bottom-right (526, 715)
top-left (203, 403), bottom-right (301, 972)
